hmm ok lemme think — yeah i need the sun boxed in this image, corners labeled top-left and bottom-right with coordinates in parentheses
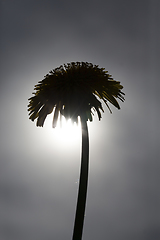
top-left (54, 117), bottom-right (81, 143)
top-left (44, 114), bottom-right (81, 147)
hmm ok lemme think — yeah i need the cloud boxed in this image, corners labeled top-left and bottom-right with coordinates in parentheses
top-left (0, 0), bottom-right (160, 239)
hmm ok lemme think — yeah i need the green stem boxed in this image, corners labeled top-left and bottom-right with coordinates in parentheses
top-left (72, 119), bottom-right (89, 240)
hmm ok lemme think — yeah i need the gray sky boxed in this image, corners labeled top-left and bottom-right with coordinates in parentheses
top-left (0, 0), bottom-right (160, 239)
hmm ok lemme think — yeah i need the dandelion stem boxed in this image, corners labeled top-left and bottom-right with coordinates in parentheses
top-left (72, 119), bottom-right (89, 240)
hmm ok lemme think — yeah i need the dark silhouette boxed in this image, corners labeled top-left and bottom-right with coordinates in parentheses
top-left (28, 62), bottom-right (125, 240)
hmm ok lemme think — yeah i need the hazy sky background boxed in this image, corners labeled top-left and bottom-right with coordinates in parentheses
top-left (0, 0), bottom-right (160, 239)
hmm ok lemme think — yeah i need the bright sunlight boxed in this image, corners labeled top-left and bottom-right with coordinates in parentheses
top-left (44, 114), bottom-right (81, 147)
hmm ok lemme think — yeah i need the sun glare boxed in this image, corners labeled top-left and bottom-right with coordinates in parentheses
top-left (44, 114), bottom-right (81, 147)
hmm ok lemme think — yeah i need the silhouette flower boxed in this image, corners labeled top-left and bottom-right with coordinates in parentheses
top-left (28, 62), bottom-right (125, 240)
top-left (28, 62), bottom-right (124, 127)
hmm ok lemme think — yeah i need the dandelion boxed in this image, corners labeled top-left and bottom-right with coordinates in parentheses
top-left (28, 62), bottom-right (125, 240)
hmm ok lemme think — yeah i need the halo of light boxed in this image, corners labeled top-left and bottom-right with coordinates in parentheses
top-left (44, 114), bottom-right (81, 149)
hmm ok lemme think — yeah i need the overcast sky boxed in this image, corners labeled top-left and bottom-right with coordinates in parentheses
top-left (0, 0), bottom-right (160, 239)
